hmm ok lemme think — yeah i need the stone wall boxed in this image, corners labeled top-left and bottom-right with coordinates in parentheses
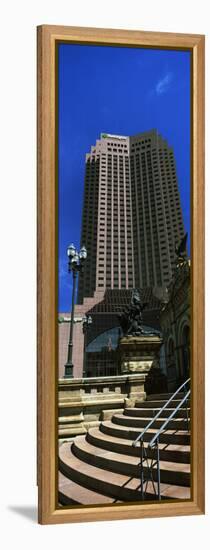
top-left (58, 373), bottom-right (147, 439)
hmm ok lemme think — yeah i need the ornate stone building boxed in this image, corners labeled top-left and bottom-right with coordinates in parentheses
top-left (160, 259), bottom-right (190, 391)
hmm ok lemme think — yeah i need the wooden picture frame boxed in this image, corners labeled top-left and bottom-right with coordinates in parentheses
top-left (37, 25), bottom-right (205, 525)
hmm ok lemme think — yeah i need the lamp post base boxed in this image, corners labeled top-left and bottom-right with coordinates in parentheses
top-left (64, 363), bottom-right (74, 378)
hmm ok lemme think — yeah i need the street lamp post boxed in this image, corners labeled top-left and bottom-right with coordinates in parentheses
top-left (64, 244), bottom-right (87, 378)
top-left (82, 315), bottom-right (93, 377)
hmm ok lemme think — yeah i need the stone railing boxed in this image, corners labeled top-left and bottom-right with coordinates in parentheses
top-left (58, 373), bottom-right (147, 439)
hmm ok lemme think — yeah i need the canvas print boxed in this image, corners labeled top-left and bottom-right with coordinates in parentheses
top-left (58, 43), bottom-right (191, 506)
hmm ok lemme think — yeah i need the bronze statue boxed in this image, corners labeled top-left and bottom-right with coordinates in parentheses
top-left (118, 289), bottom-right (148, 336)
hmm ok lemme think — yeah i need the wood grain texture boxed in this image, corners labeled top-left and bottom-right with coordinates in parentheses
top-left (37, 25), bottom-right (205, 525)
top-left (191, 35), bottom-right (205, 512)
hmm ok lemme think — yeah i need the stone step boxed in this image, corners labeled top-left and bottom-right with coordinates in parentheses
top-left (59, 442), bottom-right (148, 502)
top-left (59, 442), bottom-right (189, 501)
top-left (124, 407), bottom-right (190, 419)
top-left (59, 472), bottom-right (190, 503)
top-left (72, 437), bottom-right (190, 486)
top-left (59, 425), bottom-right (87, 437)
top-left (154, 483), bottom-right (190, 499)
top-left (146, 392), bottom-right (187, 400)
top-left (58, 472), bottom-right (118, 505)
top-left (112, 414), bottom-right (190, 431)
top-left (87, 428), bottom-right (190, 463)
top-left (100, 421), bottom-right (190, 446)
top-left (135, 399), bottom-right (190, 409)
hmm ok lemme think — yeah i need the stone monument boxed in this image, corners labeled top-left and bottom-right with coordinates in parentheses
top-left (117, 290), bottom-right (166, 393)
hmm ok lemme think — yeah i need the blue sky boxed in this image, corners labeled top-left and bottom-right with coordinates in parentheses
top-left (58, 44), bottom-right (191, 312)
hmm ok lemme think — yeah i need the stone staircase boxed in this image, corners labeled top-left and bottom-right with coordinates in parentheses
top-left (58, 391), bottom-right (191, 505)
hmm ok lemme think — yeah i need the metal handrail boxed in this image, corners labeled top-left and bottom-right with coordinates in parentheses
top-left (148, 388), bottom-right (190, 448)
top-left (132, 377), bottom-right (190, 448)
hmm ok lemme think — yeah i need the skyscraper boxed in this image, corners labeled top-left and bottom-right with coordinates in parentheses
top-left (78, 130), bottom-right (185, 304)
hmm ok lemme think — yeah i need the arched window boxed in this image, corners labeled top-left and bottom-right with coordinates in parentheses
top-left (182, 325), bottom-right (190, 347)
top-left (168, 337), bottom-right (175, 358)
top-left (86, 326), bottom-right (122, 353)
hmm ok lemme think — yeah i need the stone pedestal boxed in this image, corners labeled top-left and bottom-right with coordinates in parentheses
top-left (118, 334), bottom-right (167, 395)
top-left (118, 334), bottom-right (163, 374)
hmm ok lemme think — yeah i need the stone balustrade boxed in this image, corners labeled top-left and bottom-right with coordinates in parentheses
top-left (58, 373), bottom-right (147, 439)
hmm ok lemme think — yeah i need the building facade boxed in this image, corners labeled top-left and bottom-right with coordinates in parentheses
top-left (78, 130), bottom-right (185, 304)
top-left (160, 259), bottom-right (190, 391)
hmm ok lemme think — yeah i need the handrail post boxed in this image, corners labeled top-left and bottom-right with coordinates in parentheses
top-left (156, 436), bottom-right (161, 500)
top-left (149, 389), bottom-right (190, 448)
top-left (132, 378), bottom-right (190, 448)
top-left (133, 378), bottom-right (191, 501)
top-left (140, 440), bottom-right (144, 500)
top-left (183, 381), bottom-right (190, 431)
